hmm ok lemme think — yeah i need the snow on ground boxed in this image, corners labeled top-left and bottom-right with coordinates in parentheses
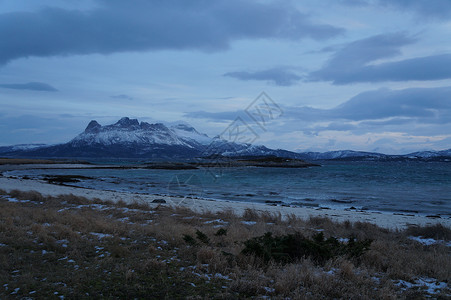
top-left (409, 236), bottom-right (451, 247)
top-left (394, 277), bottom-right (448, 295)
top-left (204, 219), bottom-right (229, 224)
top-left (241, 221), bottom-right (257, 225)
top-left (89, 232), bottom-right (113, 239)
top-left (2, 196), bottom-right (43, 205)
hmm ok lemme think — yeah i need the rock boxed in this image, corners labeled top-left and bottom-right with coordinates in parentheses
top-left (152, 199), bottom-right (166, 204)
top-left (426, 215), bottom-right (441, 219)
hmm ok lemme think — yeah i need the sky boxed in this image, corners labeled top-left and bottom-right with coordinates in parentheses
top-left (0, 0), bottom-right (450, 154)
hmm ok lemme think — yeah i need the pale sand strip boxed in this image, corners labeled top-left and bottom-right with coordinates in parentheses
top-left (0, 177), bottom-right (449, 230)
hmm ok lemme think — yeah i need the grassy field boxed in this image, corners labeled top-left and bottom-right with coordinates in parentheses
top-left (0, 189), bottom-right (450, 299)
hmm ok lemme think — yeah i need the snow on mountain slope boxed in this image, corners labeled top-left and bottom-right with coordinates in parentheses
top-left (170, 124), bottom-right (212, 146)
top-left (408, 149), bottom-right (451, 158)
top-left (0, 144), bottom-right (47, 154)
top-left (6, 117), bottom-right (449, 160)
top-left (297, 150), bottom-right (387, 160)
top-left (71, 117), bottom-right (191, 147)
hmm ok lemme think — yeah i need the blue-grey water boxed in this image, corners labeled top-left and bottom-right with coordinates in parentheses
top-left (6, 161), bottom-right (451, 217)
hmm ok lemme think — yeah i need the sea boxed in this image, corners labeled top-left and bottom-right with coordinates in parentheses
top-left (5, 161), bottom-right (451, 217)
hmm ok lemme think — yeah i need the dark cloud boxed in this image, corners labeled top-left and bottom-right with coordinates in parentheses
top-left (286, 86), bottom-right (451, 124)
top-left (111, 94), bottom-right (133, 101)
top-left (287, 87), bottom-right (451, 136)
top-left (0, 82), bottom-right (58, 91)
top-left (224, 67), bottom-right (302, 86)
top-left (0, 0), bottom-right (344, 65)
top-left (339, 0), bottom-right (451, 20)
top-left (309, 33), bottom-right (451, 84)
top-left (322, 54), bottom-right (451, 84)
top-left (330, 87), bottom-right (451, 122)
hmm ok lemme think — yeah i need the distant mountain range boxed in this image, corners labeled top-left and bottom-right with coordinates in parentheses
top-left (296, 149), bottom-right (451, 161)
top-left (1, 117), bottom-right (450, 162)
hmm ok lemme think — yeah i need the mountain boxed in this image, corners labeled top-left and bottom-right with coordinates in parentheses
top-left (2, 117), bottom-right (305, 160)
top-left (296, 150), bottom-right (388, 161)
top-left (0, 144), bottom-right (47, 155)
top-left (2, 118), bottom-right (450, 161)
top-left (406, 149), bottom-right (451, 159)
top-left (296, 149), bottom-right (451, 161)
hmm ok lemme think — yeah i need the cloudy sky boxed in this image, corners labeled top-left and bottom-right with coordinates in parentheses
top-left (1, 0), bottom-right (450, 154)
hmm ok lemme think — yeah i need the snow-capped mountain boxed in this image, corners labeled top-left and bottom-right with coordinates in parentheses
top-left (296, 149), bottom-right (451, 161)
top-left (169, 123), bottom-right (212, 146)
top-left (2, 117), bottom-right (304, 160)
top-left (3, 117), bottom-right (450, 161)
top-left (296, 150), bottom-right (389, 161)
top-left (407, 149), bottom-right (451, 158)
top-left (72, 118), bottom-right (189, 147)
top-left (0, 143), bottom-right (47, 154)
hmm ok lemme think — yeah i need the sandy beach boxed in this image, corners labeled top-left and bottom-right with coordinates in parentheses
top-left (1, 170), bottom-right (449, 230)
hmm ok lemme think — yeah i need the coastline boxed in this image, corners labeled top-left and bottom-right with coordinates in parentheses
top-left (1, 175), bottom-right (449, 230)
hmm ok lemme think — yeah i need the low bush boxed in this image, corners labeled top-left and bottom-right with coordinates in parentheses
top-left (241, 232), bottom-right (372, 264)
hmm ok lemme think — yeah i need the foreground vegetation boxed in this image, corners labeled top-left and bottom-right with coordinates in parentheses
top-left (0, 190), bottom-right (450, 299)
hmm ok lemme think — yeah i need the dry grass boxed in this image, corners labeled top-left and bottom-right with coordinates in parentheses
top-left (0, 189), bottom-right (450, 299)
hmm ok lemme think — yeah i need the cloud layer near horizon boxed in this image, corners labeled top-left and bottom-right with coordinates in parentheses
top-left (187, 86), bottom-right (451, 129)
top-left (0, 0), bottom-right (343, 65)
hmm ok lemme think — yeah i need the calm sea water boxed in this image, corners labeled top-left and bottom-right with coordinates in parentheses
top-left (6, 161), bottom-right (451, 216)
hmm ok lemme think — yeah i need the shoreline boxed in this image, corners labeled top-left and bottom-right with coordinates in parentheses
top-left (1, 175), bottom-right (449, 230)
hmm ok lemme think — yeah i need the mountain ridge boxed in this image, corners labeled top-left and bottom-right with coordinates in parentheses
top-left (0, 117), bottom-right (305, 160)
top-left (1, 117), bottom-right (450, 161)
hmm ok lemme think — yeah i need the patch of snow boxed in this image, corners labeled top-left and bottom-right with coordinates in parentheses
top-left (325, 268), bottom-right (337, 275)
top-left (409, 236), bottom-right (451, 247)
top-left (89, 232), bottom-right (113, 239)
top-left (215, 273), bottom-right (231, 280)
top-left (241, 221), bottom-right (257, 225)
top-left (338, 238), bottom-right (349, 243)
top-left (263, 287), bottom-right (275, 293)
top-left (394, 277), bottom-right (448, 295)
top-left (0, 243), bottom-right (7, 247)
top-left (56, 239), bottom-right (69, 248)
top-left (117, 217), bottom-right (131, 223)
top-left (204, 219), bottom-right (228, 224)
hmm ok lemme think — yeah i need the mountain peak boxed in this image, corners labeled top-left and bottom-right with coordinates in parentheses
top-left (114, 117), bottom-right (139, 128)
top-left (85, 120), bottom-right (101, 133)
top-left (173, 123), bottom-right (196, 132)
